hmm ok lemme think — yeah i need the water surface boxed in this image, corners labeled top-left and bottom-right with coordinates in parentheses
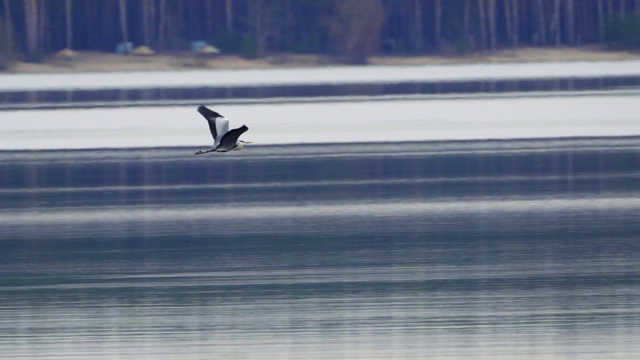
top-left (1, 138), bottom-right (639, 359)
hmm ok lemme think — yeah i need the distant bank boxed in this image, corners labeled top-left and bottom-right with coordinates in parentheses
top-left (6, 46), bottom-right (640, 75)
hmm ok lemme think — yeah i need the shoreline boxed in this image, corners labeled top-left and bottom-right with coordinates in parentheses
top-left (6, 46), bottom-right (640, 74)
top-left (3, 60), bottom-right (640, 92)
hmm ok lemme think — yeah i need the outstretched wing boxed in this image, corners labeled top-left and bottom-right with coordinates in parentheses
top-left (216, 125), bottom-right (249, 152)
top-left (197, 105), bottom-right (230, 145)
top-left (197, 105), bottom-right (223, 121)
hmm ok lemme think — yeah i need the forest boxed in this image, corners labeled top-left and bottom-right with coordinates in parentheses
top-left (2, 0), bottom-right (640, 67)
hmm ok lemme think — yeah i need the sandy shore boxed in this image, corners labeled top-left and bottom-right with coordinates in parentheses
top-left (8, 46), bottom-right (640, 74)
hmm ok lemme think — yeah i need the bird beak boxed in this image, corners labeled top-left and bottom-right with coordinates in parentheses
top-left (194, 151), bottom-right (203, 155)
top-left (242, 141), bottom-right (253, 144)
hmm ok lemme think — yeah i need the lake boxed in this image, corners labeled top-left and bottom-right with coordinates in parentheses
top-left (1, 137), bottom-right (639, 359)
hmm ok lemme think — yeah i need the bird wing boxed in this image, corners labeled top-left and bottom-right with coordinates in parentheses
top-left (197, 105), bottom-right (226, 144)
top-left (215, 125), bottom-right (249, 151)
top-left (197, 105), bottom-right (223, 121)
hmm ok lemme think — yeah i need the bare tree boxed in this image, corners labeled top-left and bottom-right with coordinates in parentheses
top-left (3, 0), bottom-right (10, 30)
top-left (283, 0), bottom-right (293, 50)
top-left (487, 0), bottom-right (497, 50)
top-left (37, 0), bottom-right (46, 53)
top-left (141, 0), bottom-right (150, 45)
top-left (24, 0), bottom-right (39, 58)
top-left (504, 0), bottom-right (513, 47)
top-left (158, 0), bottom-right (166, 49)
top-left (0, 0), bottom-right (15, 69)
top-left (535, 0), bottom-right (547, 45)
top-left (463, 0), bottom-right (471, 41)
top-left (118, 0), bottom-right (129, 45)
top-left (246, 0), bottom-right (282, 57)
top-left (551, 0), bottom-right (561, 46)
top-left (434, 0), bottom-right (442, 49)
top-left (598, 0), bottom-right (605, 41)
top-left (65, 0), bottom-right (72, 49)
top-left (328, 0), bottom-right (385, 63)
top-left (566, 0), bottom-right (575, 45)
top-left (511, 0), bottom-right (519, 47)
top-left (478, 0), bottom-right (487, 50)
top-left (607, 0), bottom-right (614, 15)
top-left (226, 0), bottom-right (234, 33)
top-left (205, 0), bottom-right (213, 37)
top-left (411, 0), bottom-right (424, 52)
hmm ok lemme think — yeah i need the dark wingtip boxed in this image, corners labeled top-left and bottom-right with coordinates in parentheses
top-left (197, 105), bottom-right (223, 119)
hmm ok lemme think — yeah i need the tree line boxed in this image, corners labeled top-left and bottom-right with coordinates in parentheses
top-left (2, 0), bottom-right (640, 66)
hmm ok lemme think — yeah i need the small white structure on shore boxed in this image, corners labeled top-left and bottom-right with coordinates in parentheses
top-left (116, 42), bottom-right (133, 54)
top-left (54, 48), bottom-right (79, 59)
top-left (191, 41), bottom-right (220, 55)
top-left (131, 46), bottom-right (155, 56)
top-left (199, 45), bottom-right (220, 55)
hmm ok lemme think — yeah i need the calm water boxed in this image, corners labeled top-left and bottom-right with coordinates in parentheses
top-left (1, 138), bottom-right (639, 359)
top-left (4, 76), bottom-right (640, 110)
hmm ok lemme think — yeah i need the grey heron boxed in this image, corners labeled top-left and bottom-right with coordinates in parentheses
top-left (195, 105), bottom-right (250, 155)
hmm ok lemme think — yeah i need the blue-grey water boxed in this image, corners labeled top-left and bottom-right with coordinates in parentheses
top-left (1, 138), bottom-right (639, 359)
top-left (3, 75), bottom-right (640, 110)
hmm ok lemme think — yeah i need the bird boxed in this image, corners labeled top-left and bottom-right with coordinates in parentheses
top-left (195, 105), bottom-right (250, 155)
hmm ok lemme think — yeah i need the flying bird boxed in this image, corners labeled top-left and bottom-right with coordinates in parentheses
top-left (195, 105), bottom-right (249, 155)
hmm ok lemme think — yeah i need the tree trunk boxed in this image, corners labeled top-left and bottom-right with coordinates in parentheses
top-left (148, 0), bottom-right (156, 46)
top-left (462, 0), bottom-right (473, 49)
top-left (434, 0), bottom-right (441, 50)
top-left (413, 0), bottom-right (423, 52)
top-left (99, 1), bottom-right (112, 51)
top-left (535, 0), bottom-right (547, 45)
top-left (118, 0), bottom-right (129, 45)
top-left (65, 0), bottom-right (72, 49)
top-left (225, 0), bottom-right (233, 34)
top-left (284, 0), bottom-right (293, 50)
top-left (607, 0), bottom-right (614, 15)
top-left (4, 0), bottom-right (11, 35)
top-left (504, 0), bottom-right (513, 47)
top-left (205, 0), bottom-right (213, 38)
top-left (552, 0), bottom-right (561, 46)
top-left (597, 0), bottom-right (605, 41)
top-left (39, 0), bottom-right (46, 52)
top-left (158, 0), bottom-right (166, 49)
top-left (142, 0), bottom-right (150, 45)
top-left (566, 0), bottom-right (575, 45)
top-left (463, 0), bottom-right (470, 40)
top-left (329, 0), bottom-right (385, 64)
top-left (478, 0), bottom-right (487, 50)
top-left (177, 0), bottom-right (185, 41)
top-left (24, 0), bottom-right (38, 58)
top-left (511, 0), bottom-right (519, 47)
top-left (250, 0), bottom-right (266, 56)
top-left (487, 0), bottom-right (497, 50)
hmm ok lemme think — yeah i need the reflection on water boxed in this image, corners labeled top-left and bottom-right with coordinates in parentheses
top-left (3, 76), bottom-right (640, 110)
top-left (1, 138), bottom-right (639, 359)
